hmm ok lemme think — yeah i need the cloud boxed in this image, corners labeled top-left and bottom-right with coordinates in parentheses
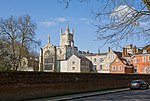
top-left (40, 17), bottom-right (67, 27)
top-left (40, 17), bottom-right (90, 27)
top-left (111, 5), bottom-right (136, 21)
top-left (78, 18), bottom-right (90, 24)
top-left (55, 17), bottom-right (67, 22)
top-left (40, 21), bottom-right (56, 27)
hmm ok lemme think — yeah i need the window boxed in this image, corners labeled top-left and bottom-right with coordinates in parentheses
top-left (44, 64), bottom-right (53, 70)
top-left (134, 67), bottom-right (137, 73)
top-left (99, 58), bottom-right (103, 62)
top-left (142, 66), bottom-right (147, 73)
top-left (94, 58), bottom-right (96, 62)
top-left (93, 65), bottom-right (97, 70)
top-left (148, 66), bottom-right (150, 73)
top-left (99, 65), bottom-right (102, 70)
top-left (148, 56), bottom-right (150, 62)
top-left (44, 58), bottom-right (53, 63)
top-left (133, 58), bottom-right (137, 63)
top-left (72, 67), bottom-right (75, 70)
top-left (107, 55), bottom-right (110, 59)
top-left (112, 66), bottom-right (116, 71)
top-left (72, 61), bottom-right (75, 64)
top-left (142, 55), bottom-right (146, 62)
top-left (118, 66), bottom-right (122, 71)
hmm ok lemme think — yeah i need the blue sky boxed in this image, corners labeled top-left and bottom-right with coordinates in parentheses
top-left (0, 0), bottom-right (147, 53)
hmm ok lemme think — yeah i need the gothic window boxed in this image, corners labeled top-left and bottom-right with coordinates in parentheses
top-left (44, 64), bottom-right (53, 70)
top-left (44, 58), bottom-right (53, 63)
top-left (44, 50), bottom-right (51, 57)
top-left (44, 50), bottom-right (54, 64)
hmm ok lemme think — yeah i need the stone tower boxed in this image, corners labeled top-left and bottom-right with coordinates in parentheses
top-left (60, 25), bottom-right (74, 46)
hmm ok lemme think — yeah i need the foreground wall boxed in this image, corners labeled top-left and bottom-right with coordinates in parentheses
top-left (0, 72), bottom-right (150, 101)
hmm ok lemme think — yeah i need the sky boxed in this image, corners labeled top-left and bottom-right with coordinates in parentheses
top-left (0, 0), bottom-right (148, 53)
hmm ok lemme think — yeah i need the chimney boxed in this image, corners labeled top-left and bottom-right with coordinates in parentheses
top-left (122, 48), bottom-right (125, 57)
top-left (108, 47), bottom-right (111, 52)
top-left (98, 47), bottom-right (100, 55)
top-left (132, 45), bottom-right (137, 55)
top-left (87, 50), bottom-right (89, 54)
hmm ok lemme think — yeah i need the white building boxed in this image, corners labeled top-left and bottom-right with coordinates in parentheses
top-left (84, 49), bottom-right (107, 73)
top-left (101, 47), bottom-right (121, 73)
top-left (60, 54), bottom-right (93, 73)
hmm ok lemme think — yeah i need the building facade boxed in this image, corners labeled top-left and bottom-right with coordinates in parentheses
top-left (84, 49), bottom-right (107, 73)
top-left (39, 25), bottom-right (78, 72)
top-left (131, 45), bottom-right (150, 74)
top-left (60, 54), bottom-right (93, 73)
top-left (101, 48), bottom-right (119, 73)
top-left (110, 55), bottom-right (134, 74)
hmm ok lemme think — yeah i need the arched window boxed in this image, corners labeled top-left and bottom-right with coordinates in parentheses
top-left (43, 50), bottom-right (55, 71)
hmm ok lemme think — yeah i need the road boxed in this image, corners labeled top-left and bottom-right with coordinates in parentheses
top-left (29, 88), bottom-right (150, 101)
top-left (72, 89), bottom-right (150, 101)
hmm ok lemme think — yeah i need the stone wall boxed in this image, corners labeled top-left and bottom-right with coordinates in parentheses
top-left (0, 72), bottom-right (150, 101)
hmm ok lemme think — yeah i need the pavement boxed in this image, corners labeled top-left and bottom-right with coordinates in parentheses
top-left (30, 88), bottom-right (130, 101)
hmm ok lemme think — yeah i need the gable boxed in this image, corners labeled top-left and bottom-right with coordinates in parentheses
top-left (111, 57), bottom-right (124, 66)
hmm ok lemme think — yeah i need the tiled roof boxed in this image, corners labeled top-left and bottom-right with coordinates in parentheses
top-left (113, 51), bottom-right (132, 66)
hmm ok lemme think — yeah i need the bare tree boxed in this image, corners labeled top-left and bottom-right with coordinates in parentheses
top-left (18, 15), bottom-right (41, 67)
top-left (0, 16), bottom-right (19, 70)
top-left (60, 0), bottom-right (150, 47)
top-left (0, 15), bottom-right (41, 71)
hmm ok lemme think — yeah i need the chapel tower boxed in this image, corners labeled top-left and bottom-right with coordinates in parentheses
top-left (60, 25), bottom-right (74, 47)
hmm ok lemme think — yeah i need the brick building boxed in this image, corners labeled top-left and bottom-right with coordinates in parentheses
top-left (131, 45), bottom-right (150, 74)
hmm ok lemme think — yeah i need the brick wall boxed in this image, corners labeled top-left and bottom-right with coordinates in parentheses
top-left (0, 72), bottom-right (150, 101)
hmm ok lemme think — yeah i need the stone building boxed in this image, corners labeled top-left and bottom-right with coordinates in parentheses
top-left (39, 25), bottom-right (78, 72)
top-left (60, 54), bottom-right (93, 73)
